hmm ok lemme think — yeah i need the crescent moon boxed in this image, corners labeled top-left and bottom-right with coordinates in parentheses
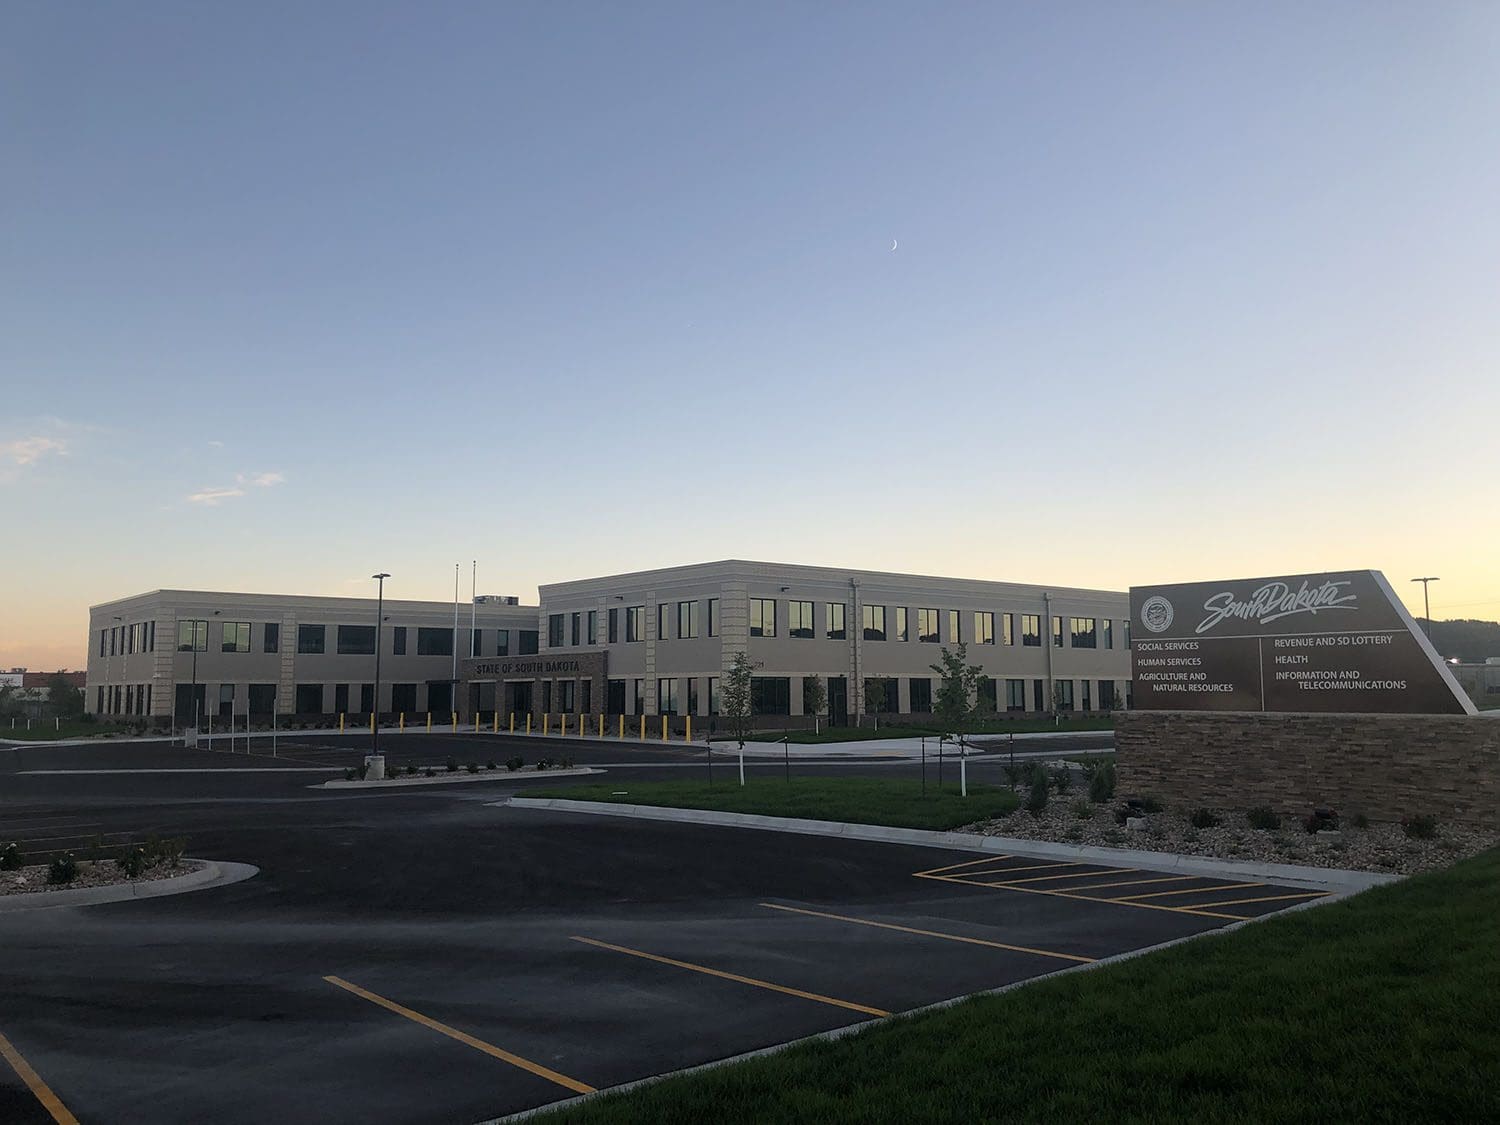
top-left (890, 239), bottom-right (898, 251)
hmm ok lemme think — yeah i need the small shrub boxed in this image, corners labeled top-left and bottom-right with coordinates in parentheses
top-left (344, 768), bottom-right (356, 781)
top-left (1088, 763), bottom-right (1116, 804)
top-left (47, 854), bottom-right (78, 885)
top-left (405, 764), bottom-right (417, 775)
top-left (117, 848), bottom-right (146, 878)
top-left (0, 842), bottom-right (22, 871)
top-left (1025, 771), bottom-right (1049, 815)
top-left (1303, 808), bottom-right (1340, 834)
top-left (466, 762), bottom-right (479, 774)
top-left (1002, 764), bottom-right (1022, 788)
top-left (86, 834), bottom-right (106, 862)
top-left (1351, 812), bottom-right (1370, 830)
top-left (505, 756), bottom-right (524, 771)
top-left (1401, 813), bottom-right (1438, 840)
top-left (1112, 805), bottom-right (1133, 826)
top-left (1137, 795), bottom-right (1164, 815)
top-left (1052, 766), bottom-right (1073, 794)
top-left (1190, 808), bottom-right (1221, 829)
top-left (424, 768), bottom-right (435, 778)
top-left (445, 757), bottom-right (458, 772)
top-left (560, 757), bottom-right (574, 769)
top-left (1071, 800), bottom-right (1094, 821)
top-left (486, 760), bottom-right (497, 770)
top-left (1247, 806), bottom-right (1281, 831)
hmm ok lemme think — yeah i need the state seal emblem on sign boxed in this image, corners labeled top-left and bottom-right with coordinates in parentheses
top-left (1140, 595), bottom-right (1174, 634)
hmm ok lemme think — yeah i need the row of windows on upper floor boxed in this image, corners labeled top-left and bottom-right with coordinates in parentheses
top-left (161, 620), bottom-right (540, 658)
top-left (545, 599), bottom-right (1127, 650)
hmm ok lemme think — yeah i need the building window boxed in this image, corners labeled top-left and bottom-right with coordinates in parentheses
top-left (587, 610), bottom-right (598, 645)
top-left (264, 622), bottom-right (280, 653)
top-left (608, 607), bottom-right (619, 644)
top-left (471, 629), bottom-right (484, 657)
top-left (788, 600), bottom-right (814, 639)
top-left (632, 678), bottom-right (644, 714)
top-left (391, 684), bottom-right (417, 711)
top-left (221, 621), bottom-right (251, 653)
top-left (1034, 679), bottom-right (1046, 711)
top-left (1006, 678), bottom-right (1026, 711)
top-left (518, 630), bottom-right (539, 655)
top-left (708, 598), bottom-right (719, 637)
top-left (658, 678), bottom-right (678, 714)
top-left (862, 604), bottom-right (886, 641)
top-left (1124, 621), bottom-right (1131, 648)
top-left (416, 627), bottom-right (453, 656)
top-left (1053, 616), bottom-right (1065, 648)
top-left (248, 684), bottom-right (276, 714)
top-left (677, 600), bottom-right (698, 639)
top-left (1021, 615), bottom-right (1041, 647)
top-left (975, 612), bottom-right (995, 645)
top-left (625, 606), bottom-right (644, 643)
top-left (1102, 619), bottom-right (1113, 649)
top-left (294, 683), bottom-right (323, 713)
top-left (657, 602), bottom-right (670, 641)
top-left (571, 613), bottom-right (582, 646)
top-left (708, 676), bottom-right (721, 714)
top-left (895, 606), bottom-right (908, 642)
top-left (548, 614), bottom-right (565, 648)
top-left (909, 677), bottom-right (932, 712)
top-left (978, 677), bottom-right (997, 712)
top-left (750, 598), bottom-right (776, 638)
top-left (1002, 613), bottom-right (1014, 646)
top-left (1082, 679), bottom-right (1093, 711)
top-left (687, 678), bottom-right (699, 715)
top-left (946, 609), bottom-right (960, 644)
top-left (1056, 680), bottom-right (1075, 710)
top-left (864, 677), bottom-right (899, 714)
top-left (393, 626), bottom-right (407, 655)
top-left (607, 679), bottom-right (626, 713)
top-left (559, 680), bottom-right (577, 712)
top-left (177, 620), bottom-right (208, 652)
top-left (1099, 680), bottom-right (1116, 710)
top-left (751, 677), bottom-right (791, 715)
top-left (297, 625), bottom-right (326, 655)
top-left (98, 630), bottom-right (106, 658)
top-left (496, 629), bottom-right (508, 656)
top-left (360, 683), bottom-right (375, 712)
top-left (1070, 617), bottom-right (1097, 649)
top-left (335, 684), bottom-right (350, 713)
top-left (917, 609), bottom-right (939, 643)
top-left (827, 602), bottom-right (847, 640)
top-left (337, 625), bottom-right (376, 655)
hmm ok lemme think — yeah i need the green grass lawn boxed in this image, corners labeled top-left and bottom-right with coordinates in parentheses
top-left (535, 847), bottom-right (1500, 1123)
top-left (743, 715), bottom-right (1115, 743)
top-left (531, 777), bottom-right (1020, 831)
top-left (0, 719), bottom-right (139, 741)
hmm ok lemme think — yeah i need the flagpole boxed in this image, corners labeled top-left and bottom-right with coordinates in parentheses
top-left (451, 562), bottom-right (459, 712)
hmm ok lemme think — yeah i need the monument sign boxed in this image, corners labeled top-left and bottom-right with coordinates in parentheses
top-left (1130, 570), bottom-right (1475, 715)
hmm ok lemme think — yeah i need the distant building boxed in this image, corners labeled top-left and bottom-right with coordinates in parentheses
top-left (0, 669), bottom-right (86, 718)
top-left (1449, 658), bottom-right (1500, 705)
top-left (85, 561), bottom-right (1133, 726)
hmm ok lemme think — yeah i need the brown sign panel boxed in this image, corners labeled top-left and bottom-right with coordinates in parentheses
top-left (1129, 571), bottom-right (1475, 715)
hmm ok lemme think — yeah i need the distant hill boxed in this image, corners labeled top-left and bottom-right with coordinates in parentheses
top-left (1419, 618), bottom-right (1500, 663)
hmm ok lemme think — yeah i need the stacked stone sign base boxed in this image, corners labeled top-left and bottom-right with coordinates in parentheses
top-left (1116, 711), bottom-right (1500, 829)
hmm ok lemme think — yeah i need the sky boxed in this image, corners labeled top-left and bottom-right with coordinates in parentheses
top-left (3, 2), bottom-right (1498, 671)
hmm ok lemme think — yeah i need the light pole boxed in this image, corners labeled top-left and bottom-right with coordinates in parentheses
top-left (1411, 577), bottom-right (1439, 640)
top-left (370, 573), bottom-right (390, 778)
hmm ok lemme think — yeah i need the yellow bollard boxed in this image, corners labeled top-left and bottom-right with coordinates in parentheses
top-left (509, 712), bottom-right (515, 733)
top-left (685, 714), bottom-right (691, 742)
top-left (451, 711), bottom-right (457, 732)
top-left (474, 713), bottom-right (480, 733)
top-left (526, 713), bottom-right (532, 735)
top-left (661, 714), bottom-right (667, 741)
top-left (638, 714), bottom-right (645, 741)
top-left (618, 714), bottom-right (624, 739)
top-left (544, 713), bottom-right (550, 736)
top-left (561, 713), bottom-right (568, 737)
top-left (370, 713), bottom-right (375, 733)
top-left (598, 714), bottom-right (604, 737)
top-left (400, 712), bottom-right (405, 732)
top-left (492, 711), bottom-right (498, 733)
top-left (340, 713), bottom-right (345, 733)
top-left (427, 712), bottom-right (432, 732)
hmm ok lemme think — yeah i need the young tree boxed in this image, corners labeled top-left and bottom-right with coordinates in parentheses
top-left (722, 651), bottom-right (755, 753)
top-left (46, 674), bottom-right (84, 720)
top-left (863, 677), bottom-right (888, 730)
top-left (929, 644), bottom-right (984, 738)
top-left (801, 674), bottom-right (826, 734)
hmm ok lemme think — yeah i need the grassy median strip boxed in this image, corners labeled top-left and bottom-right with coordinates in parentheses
top-left (534, 848), bottom-right (1500, 1123)
top-left (531, 778), bottom-right (1020, 832)
top-left (744, 716), bottom-right (1114, 743)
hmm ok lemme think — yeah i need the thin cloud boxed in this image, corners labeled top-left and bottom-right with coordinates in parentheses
top-left (2, 435), bottom-right (68, 466)
top-left (185, 470), bottom-right (285, 506)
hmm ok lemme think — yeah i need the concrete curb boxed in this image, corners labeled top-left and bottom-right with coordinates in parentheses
top-left (504, 798), bottom-right (1400, 893)
top-left (319, 767), bottom-right (602, 790)
top-left (0, 859), bottom-right (259, 913)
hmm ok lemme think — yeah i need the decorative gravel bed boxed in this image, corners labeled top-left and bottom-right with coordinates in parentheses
top-left (0, 859), bottom-right (203, 898)
top-left (960, 792), bottom-right (1496, 876)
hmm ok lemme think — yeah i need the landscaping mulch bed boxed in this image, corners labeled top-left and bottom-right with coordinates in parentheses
top-left (0, 859), bottom-right (203, 898)
top-left (961, 783), bottom-right (1496, 876)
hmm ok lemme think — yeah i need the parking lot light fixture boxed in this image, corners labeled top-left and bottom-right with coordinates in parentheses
top-left (372, 573), bottom-right (391, 767)
top-left (1410, 577), bottom-right (1439, 639)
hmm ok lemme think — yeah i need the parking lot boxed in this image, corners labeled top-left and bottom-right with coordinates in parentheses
top-left (0, 736), bottom-right (1330, 1123)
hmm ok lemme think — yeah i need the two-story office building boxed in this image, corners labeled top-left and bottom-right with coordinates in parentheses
top-left (86, 560), bottom-right (1132, 726)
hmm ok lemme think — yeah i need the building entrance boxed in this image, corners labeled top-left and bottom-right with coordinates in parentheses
top-left (827, 676), bottom-right (848, 726)
top-left (505, 681), bottom-right (534, 715)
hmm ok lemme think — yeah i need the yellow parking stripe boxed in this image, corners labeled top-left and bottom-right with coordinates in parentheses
top-left (1065, 875), bottom-right (1196, 893)
top-left (323, 975), bottom-right (595, 1094)
top-left (0, 1030), bottom-right (79, 1125)
top-left (906, 864), bottom-right (1014, 882)
top-left (983, 867), bottom-right (1137, 887)
top-left (914, 872), bottom-right (1245, 921)
top-left (1176, 891), bottom-right (1328, 910)
top-left (571, 936), bottom-right (890, 1017)
top-left (1114, 882), bottom-right (1262, 901)
top-left (759, 903), bottom-right (1095, 964)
